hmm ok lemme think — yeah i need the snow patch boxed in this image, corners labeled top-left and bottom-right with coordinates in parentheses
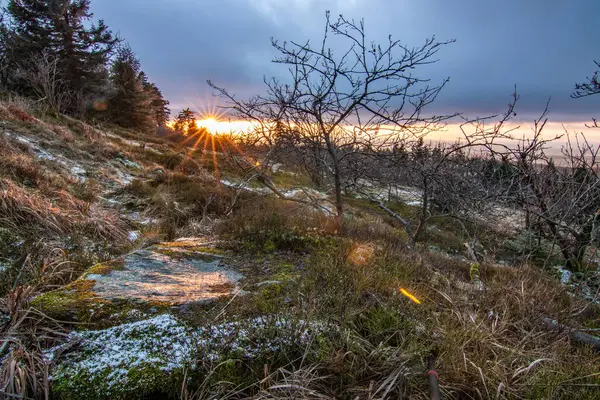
top-left (47, 315), bottom-right (194, 396)
top-left (70, 166), bottom-right (87, 181)
top-left (128, 231), bottom-right (141, 242)
top-left (46, 315), bottom-right (330, 397)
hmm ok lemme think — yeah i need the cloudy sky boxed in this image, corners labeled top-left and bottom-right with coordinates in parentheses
top-left (91, 0), bottom-right (599, 125)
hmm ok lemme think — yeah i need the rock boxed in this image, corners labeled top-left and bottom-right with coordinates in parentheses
top-left (47, 315), bottom-right (195, 400)
top-left (70, 165), bottom-right (87, 181)
top-left (113, 169), bottom-right (134, 185)
top-left (46, 315), bottom-right (331, 400)
top-left (271, 163), bottom-right (284, 173)
top-left (561, 269), bottom-right (572, 285)
top-left (87, 247), bottom-right (242, 304)
top-left (32, 238), bottom-right (243, 323)
top-left (116, 153), bottom-right (142, 170)
top-left (553, 265), bottom-right (573, 285)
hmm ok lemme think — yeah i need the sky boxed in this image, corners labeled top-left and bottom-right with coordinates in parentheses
top-left (91, 0), bottom-right (600, 129)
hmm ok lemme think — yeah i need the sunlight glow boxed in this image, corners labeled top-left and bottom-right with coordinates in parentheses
top-left (196, 117), bottom-right (254, 135)
top-left (197, 118), bottom-right (219, 134)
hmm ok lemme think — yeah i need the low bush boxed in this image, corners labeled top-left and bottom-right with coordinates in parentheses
top-left (217, 197), bottom-right (336, 252)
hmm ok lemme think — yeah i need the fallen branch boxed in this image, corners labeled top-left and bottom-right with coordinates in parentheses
top-left (542, 317), bottom-right (600, 351)
top-left (356, 189), bottom-right (414, 238)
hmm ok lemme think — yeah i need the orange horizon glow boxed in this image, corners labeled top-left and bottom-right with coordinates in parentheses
top-left (168, 111), bottom-right (599, 152)
top-left (170, 94), bottom-right (598, 141)
top-left (181, 118), bottom-right (599, 141)
top-left (166, 117), bottom-right (255, 136)
top-left (195, 117), bottom-right (255, 135)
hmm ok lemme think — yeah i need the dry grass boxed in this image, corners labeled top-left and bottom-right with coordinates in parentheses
top-left (0, 179), bottom-right (127, 241)
top-left (0, 285), bottom-right (66, 399)
top-left (0, 95), bottom-right (598, 398)
top-left (190, 200), bottom-right (600, 399)
top-left (0, 145), bottom-right (128, 294)
top-left (422, 263), bottom-right (600, 398)
top-left (0, 179), bottom-right (65, 234)
top-left (216, 196), bottom-right (339, 253)
top-left (0, 98), bottom-right (38, 124)
top-left (122, 172), bottom-right (235, 239)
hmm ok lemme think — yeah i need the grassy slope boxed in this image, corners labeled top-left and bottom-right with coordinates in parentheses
top-left (0, 98), bottom-right (599, 399)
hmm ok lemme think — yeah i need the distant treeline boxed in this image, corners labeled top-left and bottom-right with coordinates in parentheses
top-left (0, 0), bottom-right (170, 131)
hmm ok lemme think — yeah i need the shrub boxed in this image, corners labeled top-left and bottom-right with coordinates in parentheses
top-left (217, 197), bottom-right (335, 252)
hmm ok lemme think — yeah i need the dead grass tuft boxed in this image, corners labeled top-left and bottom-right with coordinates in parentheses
top-left (208, 200), bottom-right (600, 398)
top-left (0, 179), bottom-right (65, 234)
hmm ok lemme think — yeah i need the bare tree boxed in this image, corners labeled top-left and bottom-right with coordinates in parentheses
top-left (464, 100), bottom-right (600, 271)
top-left (15, 50), bottom-right (71, 114)
top-left (352, 91), bottom-right (519, 245)
top-left (354, 136), bottom-right (512, 246)
top-left (572, 60), bottom-right (600, 98)
top-left (572, 60), bottom-right (600, 128)
top-left (210, 11), bottom-right (455, 218)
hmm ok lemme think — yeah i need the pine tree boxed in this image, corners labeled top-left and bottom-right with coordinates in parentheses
top-left (138, 72), bottom-right (170, 126)
top-left (6, 1), bottom-right (52, 55)
top-left (4, 1), bottom-right (53, 92)
top-left (107, 45), bottom-right (154, 130)
top-left (6, 0), bottom-right (118, 111)
top-left (50, 1), bottom-right (117, 101)
top-left (174, 108), bottom-right (198, 134)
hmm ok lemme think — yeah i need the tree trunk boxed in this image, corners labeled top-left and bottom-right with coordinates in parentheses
top-left (323, 132), bottom-right (343, 218)
top-left (333, 167), bottom-right (344, 218)
top-left (412, 176), bottom-right (429, 244)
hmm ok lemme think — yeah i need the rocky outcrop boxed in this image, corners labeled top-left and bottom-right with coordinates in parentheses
top-left (32, 238), bottom-right (244, 324)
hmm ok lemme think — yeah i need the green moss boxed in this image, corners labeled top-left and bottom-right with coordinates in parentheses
top-left (253, 284), bottom-right (285, 313)
top-left (31, 280), bottom-right (98, 322)
top-left (31, 277), bottom-right (169, 327)
top-left (85, 259), bottom-right (126, 276)
top-left (469, 263), bottom-right (481, 283)
top-left (157, 241), bottom-right (226, 254)
top-left (272, 262), bottom-right (298, 282)
top-left (52, 342), bottom-right (188, 399)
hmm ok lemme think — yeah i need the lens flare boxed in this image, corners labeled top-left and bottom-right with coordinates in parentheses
top-left (399, 288), bottom-right (421, 304)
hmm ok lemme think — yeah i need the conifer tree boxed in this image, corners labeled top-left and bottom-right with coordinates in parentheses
top-left (107, 45), bottom-right (153, 130)
top-left (139, 72), bottom-right (170, 126)
top-left (174, 108), bottom-right (198, 134)
top-left (6, 0), bottom-right (118, 111)
top-left (107, 45), bottom-right (170, 131)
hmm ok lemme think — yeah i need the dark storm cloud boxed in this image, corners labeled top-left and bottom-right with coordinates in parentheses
top-left (92, 0), bottom-right (600, 121)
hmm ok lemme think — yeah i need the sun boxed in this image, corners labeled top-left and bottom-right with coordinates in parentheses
top-left (197, 117), bottom-right (219, 135)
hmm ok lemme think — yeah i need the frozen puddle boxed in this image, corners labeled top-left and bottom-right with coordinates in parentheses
top-left (85, 239), bottom-right (243, 304)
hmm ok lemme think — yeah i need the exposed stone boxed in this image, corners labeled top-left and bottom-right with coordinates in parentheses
top-left (86, 245), bottom-right (243, 304)
top-left (32, 239), bottom-right (244, 323)
top-left (116, 153), bottom-right (142, 169)
top-left (46, 314), bottom-right (330, 400)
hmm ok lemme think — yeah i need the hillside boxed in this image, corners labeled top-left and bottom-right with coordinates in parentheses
top-left (1, 97), bottom-right (599, 399)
